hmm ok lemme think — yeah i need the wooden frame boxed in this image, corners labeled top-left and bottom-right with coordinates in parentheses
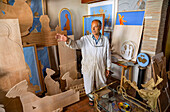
top-left (23, 44), bottom-right (45, 93)
top-left (82, 14), bottom-right (105, 35)
top-left (59, 8), bottom-right (74, 35)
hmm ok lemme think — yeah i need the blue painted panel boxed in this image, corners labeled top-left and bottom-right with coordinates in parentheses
top-left (23, 46), bottom-right (41, 93)
top-left (116, 11), bottom-right (145, 25)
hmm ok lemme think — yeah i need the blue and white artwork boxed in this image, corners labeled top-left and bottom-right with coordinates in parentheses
top-left (115, 11), bottom-right (145, 25)
top-left (37, 47), bottom-right (50, 78)
top-left (83, 16), bottom-right (104, 35)
top-left (90, 4), bottom-right (112, 28)
top-left (23, 46), bottom-right (41, 93)
top-left (59, 8), bottom-right (73, 35)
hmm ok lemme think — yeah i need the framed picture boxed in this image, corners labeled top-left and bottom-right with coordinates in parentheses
top-left (59, 8), bottom-right (74, 35)
top-left (88, 0), bottom-right (117, 30)
top-left (83, 14), bottom-right (105, 35)
top-left (23, 44), bottom-right (45, 93)
top-left (118, 0), bottom-right (146, 11)
top-left (115, 10), bottom-right (145, 26)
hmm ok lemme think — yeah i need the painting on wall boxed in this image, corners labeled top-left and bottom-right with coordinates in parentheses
top-left (37, 47), bottom-right (50, 78)
top-left (59, 8), bottom-right (74, 35)
top-left (118, 0), bottom-right (146, 11)
top-left (23, 45), bottom-right (42, 93)
top-left (115, 10), bottom-right (145, 26)
top-left (104, 31), bottom-right (112, 44)
top-left (88, 1), bottom-right (115, 30)
top-left (8, 0), bottom-right (44, 33)
top-left (83, 14), bottom-right (105, 36)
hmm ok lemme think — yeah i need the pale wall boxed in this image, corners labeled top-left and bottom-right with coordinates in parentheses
top-left (47, 0), bottom-right (88, 40)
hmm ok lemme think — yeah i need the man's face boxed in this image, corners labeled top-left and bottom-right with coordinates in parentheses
top-left (91, 21), bottom-right (101, 35)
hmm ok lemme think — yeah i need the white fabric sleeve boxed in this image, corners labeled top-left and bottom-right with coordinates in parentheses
top-left (106, 38), bottom-right (111, 70)
top-left (65, 37), bottom-right (83, 49)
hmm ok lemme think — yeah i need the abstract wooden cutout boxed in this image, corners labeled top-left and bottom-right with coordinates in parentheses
top-left (45, 68), bottom-right (61, 95)
top-left (0, 0), bottom-right (33, 36)
top-left (22, 15), bottom-right (67, 47)
top-left (6, 80), bottom-right (80, 112)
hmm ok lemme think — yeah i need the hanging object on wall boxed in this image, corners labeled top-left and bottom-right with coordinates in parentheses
top-left (88, 1), bottom-right (114, 30)
top-left (115, 11), bottom-right (145, 26)
top-left (120, 41), bottom-right (136, 61)
top-left (137, 53), bottom-right (150, 68)
top-left (59, 8), bottom-right (74, 35)
top-left (118, 0), bottom-right (146, 11)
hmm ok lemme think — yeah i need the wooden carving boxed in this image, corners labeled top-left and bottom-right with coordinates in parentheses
top-left (45, 68), bottom-right (61, 95)
top-left (6, 80), bottom-right (80, 112)
top-left (22, 15), bottom-right (67, 47)
top-left (0, 0), bottom-right (33, 36)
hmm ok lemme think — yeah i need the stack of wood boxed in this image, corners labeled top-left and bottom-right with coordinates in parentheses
top-left (151, 52), bottom-right (170, 112)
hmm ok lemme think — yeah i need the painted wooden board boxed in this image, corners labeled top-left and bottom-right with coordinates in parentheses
top-left (0, 19), bottom-right (30, 112)
top-left (59, 8), bottom-right (74, 35)
top-left (45, 68), bottom-right (61, 95)
top-left (111, 25), bottom-right (143, 61)
top-left (6, 80), bottom-right (80, 112)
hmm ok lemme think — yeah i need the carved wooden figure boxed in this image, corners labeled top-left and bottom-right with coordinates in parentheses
top-left (6, 80), bottom-right (80, 112)
top-left (45, 68), bottom-right (61, 95)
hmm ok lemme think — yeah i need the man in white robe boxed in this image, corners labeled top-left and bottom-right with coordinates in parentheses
top-left (55, 20), bottom-right (111, 105)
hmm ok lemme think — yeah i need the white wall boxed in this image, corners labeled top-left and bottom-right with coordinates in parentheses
top-left (47, 0), bottom-right (88, 40)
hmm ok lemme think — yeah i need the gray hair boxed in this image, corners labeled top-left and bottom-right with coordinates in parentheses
top-left (92, 19), bottom-right (102, 27)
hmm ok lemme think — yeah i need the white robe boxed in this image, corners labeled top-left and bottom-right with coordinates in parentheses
top-left (65, 34), bottom-right (111, 94)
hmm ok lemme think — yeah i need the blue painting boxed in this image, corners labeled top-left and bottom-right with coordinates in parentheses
top-left (115, 11), bottom-right (145, 25)
top-left (23, 46), bottom-right (41, 93)
top-left (104, 32), bottom-right (111, 40)
top-left (37, 47), bottom-right (50, 78)
top-left (59, 9), bottom-right (73, 35)
top-left (90, 4), bottom-right (112, 28)
top-left (8, 0), bottom-right (43, 32)
top-left (83, 16), bottom-right (104, 35)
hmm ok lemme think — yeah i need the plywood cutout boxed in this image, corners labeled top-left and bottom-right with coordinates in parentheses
top-left (22, 15), bottom-right (67, 47)
top-left (0, 19), bottom-right (30, 112)
top-left (111, 25), bottom-right (143, 61)
top-left (0, 1), bottom-right (33, 36)
top-left (6, 80), bottom-right (80, 112)
top-left (45, 68), bottom-right (61, 95)
top-left (61, 72), bottom-right (73, 90)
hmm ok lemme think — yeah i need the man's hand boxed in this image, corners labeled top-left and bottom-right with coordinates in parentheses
top-left (106, 70), bottom-right (110, 77)
top-left (55, 33), bottom-right (68, 42)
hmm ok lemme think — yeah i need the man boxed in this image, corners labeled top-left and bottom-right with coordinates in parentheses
top-left (55, 19), bottom-right (111, 105)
